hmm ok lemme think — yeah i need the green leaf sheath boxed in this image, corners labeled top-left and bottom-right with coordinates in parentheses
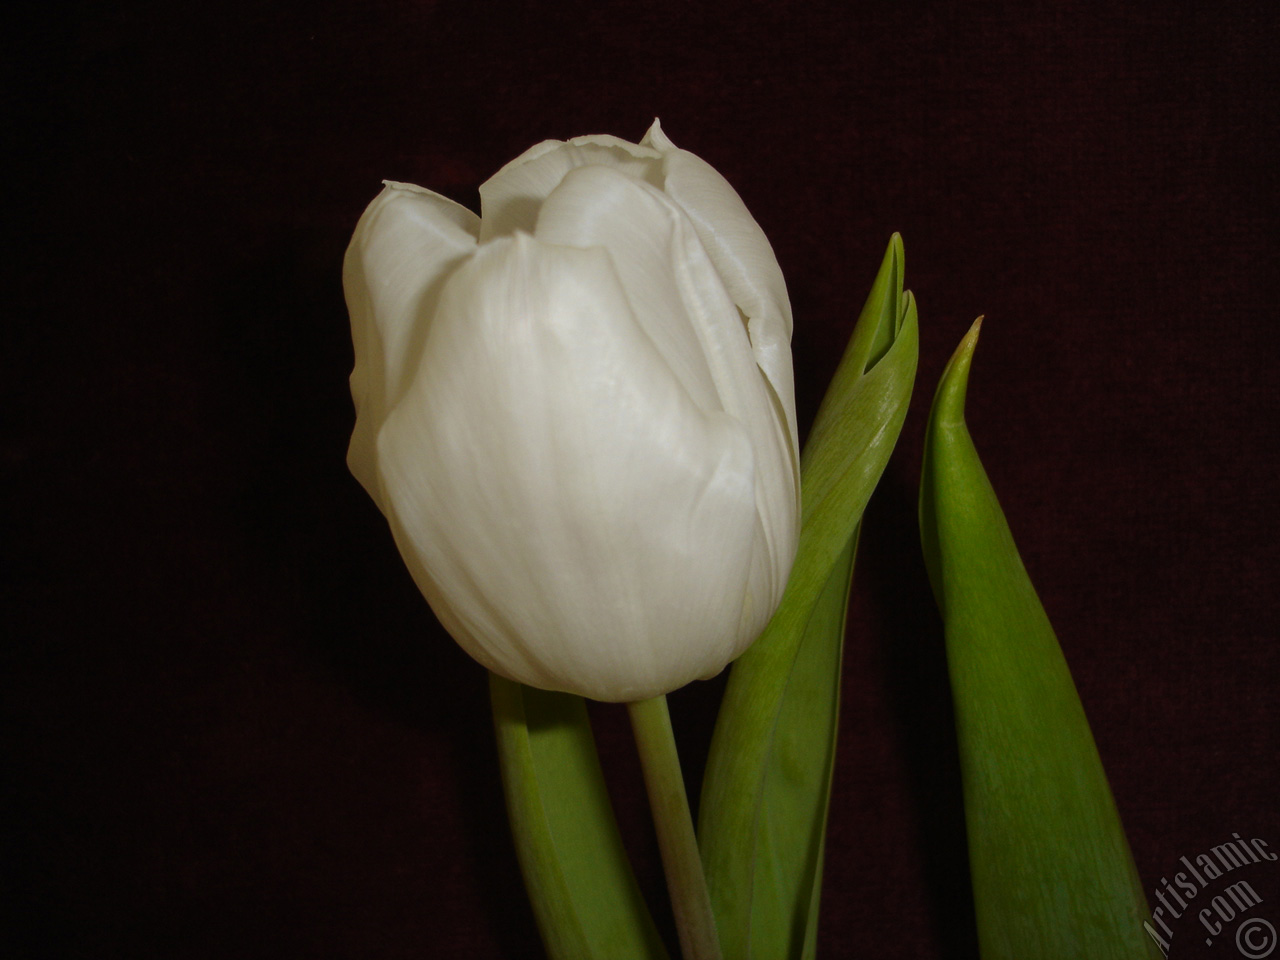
top-left (490, 675), bottom-right (669, 960)
top-left (699, 236), bottom-right (919, 959)
top-left (919, 321), bottom-right (1160, 960)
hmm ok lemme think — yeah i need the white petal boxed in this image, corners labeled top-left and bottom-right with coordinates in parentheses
top-left (534, 164), bottom-right (798, 613)
top-left (377, 234), bottom-right (761, 701)
top-left (477, 134), bottom-right (664, 242)
top-left (641, 119), bottom-right (799, 464)
top-left (344, 181), bottom-right (479, 506)
top-left (533, 165), bottom-right (722, 413)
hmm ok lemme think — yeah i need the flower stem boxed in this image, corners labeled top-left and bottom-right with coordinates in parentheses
top-left (627, 696), bottom-right (722, 960)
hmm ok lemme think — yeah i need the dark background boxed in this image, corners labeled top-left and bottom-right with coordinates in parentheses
top-left (6, 1), bottom-right (1278, 957)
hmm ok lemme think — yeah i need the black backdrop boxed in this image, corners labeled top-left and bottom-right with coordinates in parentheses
top-left (6, 1), bottom-right (1278, 957)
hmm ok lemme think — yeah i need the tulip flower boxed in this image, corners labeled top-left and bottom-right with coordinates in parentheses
top-left (344, 121), bottom-right (800, 703)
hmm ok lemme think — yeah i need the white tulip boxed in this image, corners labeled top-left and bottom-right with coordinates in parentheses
top-left (344, 121), bottom-right (800, 702)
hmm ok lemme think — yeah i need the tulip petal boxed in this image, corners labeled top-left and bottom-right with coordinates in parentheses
top-left (641, 120), bottom-right (798, 462)
top-left (534, 165), bottom-right (722, 414)
top-left (344, 181), bottom-right (478, 505)
top-left (534, 165), bottom-right (798, 612)
top-left (478, 135), bottom-right (664, 242)
top-left (377, 233), bottom-right (761, 701)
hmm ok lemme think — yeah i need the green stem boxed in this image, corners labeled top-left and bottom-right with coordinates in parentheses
top-left (627, 696), bottom-right (722, 960)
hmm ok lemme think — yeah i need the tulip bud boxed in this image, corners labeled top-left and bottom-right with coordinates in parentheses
top-left (344, 121), bottom-right (800, 702)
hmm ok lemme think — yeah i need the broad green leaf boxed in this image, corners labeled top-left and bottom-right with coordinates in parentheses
top-left (699, 236), bottom-right (918, 959)
top-left (919, 320), bottom-right (1160, 960)
top-left (490, 675), bottom-right (669, 960)
top-left (762, 530), bottom-right (857, 960)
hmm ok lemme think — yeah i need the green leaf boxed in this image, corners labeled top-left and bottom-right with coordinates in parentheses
top-left (490, 675), bottom-right (669, 960)
top-left (918, 320), bottom-right (1160, 960)
top-left (763, 530), bottom-right (857, 960)
top-left (699, 235), bottom-right (918, 959)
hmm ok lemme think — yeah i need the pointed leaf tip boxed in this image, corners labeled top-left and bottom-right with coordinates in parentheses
top-left (932, 316), bottom-right (983, 428)
top-left (857, 234), bottom-right (907, 375)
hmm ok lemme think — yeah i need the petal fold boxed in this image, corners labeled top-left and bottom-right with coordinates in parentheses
top-left (344, 181), bottom-right (479, 504)
top-left (534, 164), bottom-right (798, 615)
top-left (641, 120), bottom-right (798, 461)
top-left (478, 135), bottom-right (664, 242)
